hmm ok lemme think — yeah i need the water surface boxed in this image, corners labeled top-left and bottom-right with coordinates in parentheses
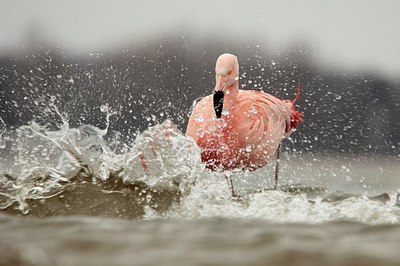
top-left (1, 115), bottom-right (400, 266)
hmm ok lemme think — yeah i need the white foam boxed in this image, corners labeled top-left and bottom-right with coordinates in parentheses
top-left (157, 177), bottom-right (400, 224)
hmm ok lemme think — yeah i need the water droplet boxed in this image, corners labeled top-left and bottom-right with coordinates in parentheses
top-left (222, 110), bottom-right (230, 116)
top-left (249, 106), bottom-right (257, 114)
top-left (195, 114), bottom-right (204, 122)
top-left (245, 144), bottom-right (252, 153)
top-left (100, 104), bottom-right (108, 112)
top-left (41, 148), bottom-right (48, 156)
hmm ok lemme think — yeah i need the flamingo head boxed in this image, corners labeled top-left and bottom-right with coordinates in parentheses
top-left (213, 53), bottom-right (239, 119)
top-left (214, 53), bottom-right (239, 93)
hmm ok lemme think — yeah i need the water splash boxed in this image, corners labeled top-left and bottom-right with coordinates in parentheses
top-left (153, 178), bottom-right (400, 224)
top-left (1, 105), bottom-right (399, 224)
top-left (0, 117), bottom-right (6, 149)
top-left (0, 104), bottom-right (200, 214)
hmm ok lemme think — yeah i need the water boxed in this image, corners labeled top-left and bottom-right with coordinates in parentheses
top-left (2, 216), bottom-right (400, 266)
top-left (1, 108), bottom-right (400, 266)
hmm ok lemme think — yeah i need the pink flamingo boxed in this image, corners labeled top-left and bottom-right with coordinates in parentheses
top-left (186, 53), bottom-right (302, 195)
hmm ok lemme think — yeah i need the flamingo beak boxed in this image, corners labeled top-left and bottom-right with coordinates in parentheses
top-left (213, 75), bottom-right (227, 119)
top-left (214, 74), bottom-right (228, 91)
top-left (213, 91), bottom-right (224, 119)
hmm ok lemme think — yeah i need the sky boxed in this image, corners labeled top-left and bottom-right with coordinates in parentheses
top-left (1, 0), bottom-right (399, 79)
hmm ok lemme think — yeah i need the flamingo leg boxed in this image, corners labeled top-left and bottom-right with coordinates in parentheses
top-left (225, 173), bottom-right (236, 197)
top-left (274, 143), bottom-right (282, 189)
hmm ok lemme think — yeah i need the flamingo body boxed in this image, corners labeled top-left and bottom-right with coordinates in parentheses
top-left (186, 54), bottom-right (302, 171)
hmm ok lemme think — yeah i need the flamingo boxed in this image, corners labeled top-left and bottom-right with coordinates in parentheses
top-left (186, 53), bottom-right (302, 195)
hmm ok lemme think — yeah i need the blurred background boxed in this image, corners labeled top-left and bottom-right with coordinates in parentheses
top-left (1, 0), bottom-right (399, 155)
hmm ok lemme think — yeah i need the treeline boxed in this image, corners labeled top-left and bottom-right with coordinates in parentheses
top-left (1, 36), bottom-right (399, 154)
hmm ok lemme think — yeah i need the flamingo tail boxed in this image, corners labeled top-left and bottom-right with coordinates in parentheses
top-left (292, 81), bottom-right (301, 104)
top-left (289, 81), bottom-right (303, 129)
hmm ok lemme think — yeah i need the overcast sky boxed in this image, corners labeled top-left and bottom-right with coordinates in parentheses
top-left (1, 0), bottom-right (399, 79)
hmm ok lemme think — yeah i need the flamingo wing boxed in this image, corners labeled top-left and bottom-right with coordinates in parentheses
top-left (228, 91), bottom-right (293, 168)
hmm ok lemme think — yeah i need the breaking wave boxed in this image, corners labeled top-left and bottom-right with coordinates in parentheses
top-left (0, 105), bottom-right (399, 224)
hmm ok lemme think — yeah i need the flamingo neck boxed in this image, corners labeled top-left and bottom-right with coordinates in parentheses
top-left (222, 83), bottom-right (239, 112)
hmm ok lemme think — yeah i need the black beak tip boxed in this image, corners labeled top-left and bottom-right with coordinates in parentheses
top-left (213, 91), bottom-right (224, 119)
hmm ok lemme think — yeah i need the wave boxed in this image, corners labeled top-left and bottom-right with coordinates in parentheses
top-left (0, 106), bottom-right (399, 224)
